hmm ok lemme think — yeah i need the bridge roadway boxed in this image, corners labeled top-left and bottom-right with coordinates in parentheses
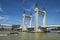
top-left (42, 25), bottom-right (60, 28)
top-left (27, 25), bottom-right (60, 32)
top-left (27, 25), bottom-right (60, 28)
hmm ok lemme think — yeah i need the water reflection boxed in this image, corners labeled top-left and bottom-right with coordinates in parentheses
top-left (0, 32), bottom-right (60, 40)
top-left (20, 32), bottom-right (60, 40)
top-left (32, 33), bottom-right (48, 40)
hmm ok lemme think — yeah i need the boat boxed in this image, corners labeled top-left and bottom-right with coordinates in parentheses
top-left (10, 31), bottom-right (19, 34)
top-left (8, 31), bottom-right (19, 36)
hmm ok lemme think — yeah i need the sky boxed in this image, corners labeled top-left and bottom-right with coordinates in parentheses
top-left (0, 0), bottom-right (60, 26)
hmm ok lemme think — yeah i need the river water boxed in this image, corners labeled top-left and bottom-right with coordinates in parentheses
top-left (0, 32), bottom-right (60, 40)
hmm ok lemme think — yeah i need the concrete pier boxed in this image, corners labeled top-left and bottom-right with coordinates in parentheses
top-left (22, 11), bottom-right (32, 32)
top-left (34, 4), bottom-right (39, 32)
top-left (34, 4), bottom-right (47, 32)
top-left (42, 8), bottom-right (46, 27)
top-left (22, 11), bottom-right (27, 32)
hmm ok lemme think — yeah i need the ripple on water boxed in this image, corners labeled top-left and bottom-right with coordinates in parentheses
top-left (0, 32), bottom-right (60, 40)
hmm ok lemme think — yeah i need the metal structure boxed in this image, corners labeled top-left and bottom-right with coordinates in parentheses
top-left (34, 4), bottom-right (46, 32)
top-left (22, 11), bottom-right (32, 31)
top-left (22, 4), bottom-right (60, 32)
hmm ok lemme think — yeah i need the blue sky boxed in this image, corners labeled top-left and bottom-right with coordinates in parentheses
top-left (0, 0), bottom-right (60, 26)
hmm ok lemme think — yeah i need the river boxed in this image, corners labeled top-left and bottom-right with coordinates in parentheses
top-left (0, 32), bottom-right (60, 40)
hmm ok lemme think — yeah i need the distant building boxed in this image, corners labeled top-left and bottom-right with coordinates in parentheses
top-left (0, 24), bottom-right (12, 31)
top-left (12, 25), bottom-right (20, 31)
top-left (0, 24), bottom-right (21, 31)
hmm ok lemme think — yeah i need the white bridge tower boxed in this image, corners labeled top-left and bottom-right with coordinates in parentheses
top-left (22, 11), bottom-right (32, 32)
top-left (34, 4), bottom-right (46, 32)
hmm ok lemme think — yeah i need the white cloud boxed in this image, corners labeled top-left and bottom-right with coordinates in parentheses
top-left (25, 9), bottom-right (30, 12)
top-left (25, 3), bottom-right (35, 12)
top-left (0, 8), bottom-right (3, 12)
top-left (0, 16), bottom-right (8, 20)
top-left (56, 9), bottom-right (60, 12)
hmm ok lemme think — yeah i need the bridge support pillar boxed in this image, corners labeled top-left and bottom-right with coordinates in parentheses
top-left (22, 11), bottom-right (32, 32)
top-left (34, 4), bottom-right (39, 32)
top-left (22, 13), bottom-right (27, 32)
